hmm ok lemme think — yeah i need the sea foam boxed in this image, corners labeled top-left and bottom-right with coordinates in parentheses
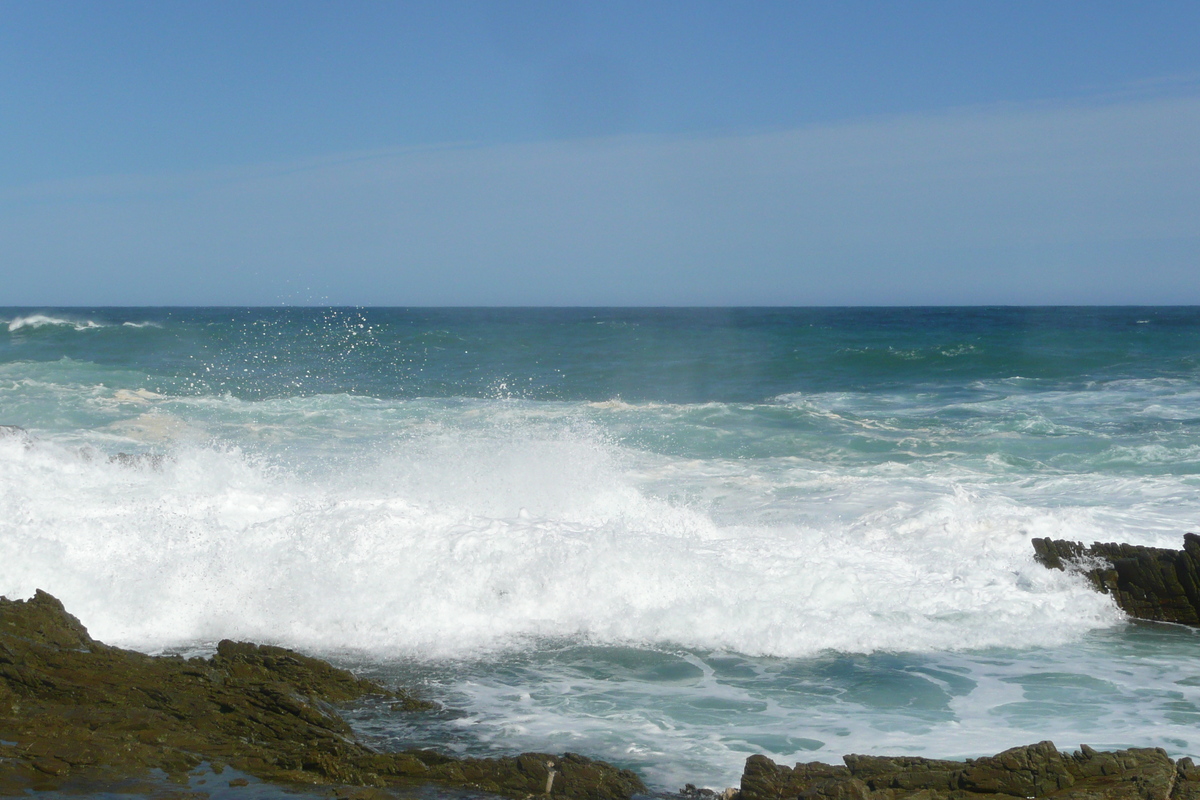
top-left (5, 307), bottom-right (1200, 788)
top-left (0, 403), bottom-right (1124, 658)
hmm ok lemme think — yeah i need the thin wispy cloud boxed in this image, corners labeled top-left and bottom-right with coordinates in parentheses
top-left (4, 90), bottom-right (1199, 305)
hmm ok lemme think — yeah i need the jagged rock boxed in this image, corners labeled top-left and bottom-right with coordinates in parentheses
top-left (681, 782), bottom-right (740, 800)
top-left (0, 590), bottom-right (645, 799)
top-left (740, 741), bottom-right (1193, 799)
top-left (742, 753), bottom-right (852, 800)
top-left (1032, 534), bottom-right (1200, 625)
top-left (957, 739), bottom-right (1075, 795)
top-left (1173, 758), bottom-right (1200, 800)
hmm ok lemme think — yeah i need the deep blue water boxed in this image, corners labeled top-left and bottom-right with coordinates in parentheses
top-left (4, 307), bottom-right (1199, 401)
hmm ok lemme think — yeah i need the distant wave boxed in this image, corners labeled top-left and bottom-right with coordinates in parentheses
top-left (6, 314), bottom-right (107, 332)
top-left (4, 315), bottom-right (160, 332)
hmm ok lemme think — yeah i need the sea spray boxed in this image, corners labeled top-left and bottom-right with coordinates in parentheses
top-left (0, 405), bottom-right (1121, 656)
top-left (3, 307), bottom-right (1200, 787)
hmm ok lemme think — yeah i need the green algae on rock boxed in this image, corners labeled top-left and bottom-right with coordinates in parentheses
top-left (740, 741), bottom-right (1200, 799)
top-left (0, 590), bottom-right (645, 799)
top-left (9, 589), bottom-right (1200, 800)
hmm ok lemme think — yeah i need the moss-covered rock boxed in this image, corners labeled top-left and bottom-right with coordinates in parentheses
top-left (0, 590), bottom-right (645, 799)
top-left (11, 588), bottom-right (1194, 800)
top-left (740, 741), bottom-right (1193, 799)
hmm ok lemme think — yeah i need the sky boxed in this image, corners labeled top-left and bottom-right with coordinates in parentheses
top-left (2, 0), bottom-right (1199, 306)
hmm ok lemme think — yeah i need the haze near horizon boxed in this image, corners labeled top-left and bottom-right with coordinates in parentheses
top-left (2, 1), bottom-right (1198, 306)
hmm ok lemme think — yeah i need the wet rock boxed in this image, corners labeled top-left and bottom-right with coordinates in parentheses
top-left (741, 754), bottom-right (852, 800)
top-left (0, 424), bottom-right (32, 447)
top-left (1032, 534), bottom-right (1200, 625)
top-left (958, 740), bottom-right (1074, 796)
top-left (1173, 757), bottom-right (1200, 800)
top-left (740, 741), bottom-right (1193, 799)
top-left (680, 783), bottom-right (740, 800)
top-left (844, 753), bottom-right (963, 794)
top-left (108, 451), bottom-right (170, 470)
top-left (0, 590), bottom-right (645, 799)
top-left (0, 588), bottom-right (100, 649)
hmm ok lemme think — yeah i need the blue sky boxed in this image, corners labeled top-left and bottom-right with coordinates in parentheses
top-left (2, 1), bottom-right (1199, 305)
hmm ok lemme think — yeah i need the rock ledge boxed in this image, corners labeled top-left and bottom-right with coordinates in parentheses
top-left (1033, 534), bottom-right (1200, 624)
top-left (741, 741), bottom-right (1200, 799)
top-left (6, 589), bottom-right (1198, 800)
top-left (0, 590), bottom-right (645, 799)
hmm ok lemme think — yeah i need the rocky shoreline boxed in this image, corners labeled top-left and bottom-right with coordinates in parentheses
top-left (0, 591), bottom-right (642, 799)
top-left (6, 535), bottom-right (1200, 800)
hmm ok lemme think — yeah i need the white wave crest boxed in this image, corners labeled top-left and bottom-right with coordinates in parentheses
top-left (0, 422), bottom-right (1125, 658)
top-left (4, 315), bottom-right (160, 332)
top-left (6, 314), bottom-right (106, 332)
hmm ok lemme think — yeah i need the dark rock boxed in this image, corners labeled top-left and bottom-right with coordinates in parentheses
top-left (958, 740), bottom-right (1074, 796)
top-left (108, 451), bottom-right (169, 470)
top-left (844, 753), bottom-right (962, 794)
top-left (741, 754), bottom-right (852, 800)
top-left (680, 783), bottom-right (740, 800)
top-left (1, 588), bottom-right (100, 650)
top-left (1064, 745), bottom-right (1177, 799)
top-left (741, 741), bottom-right (1194, 799)
top-left (1032, 534), bottom-right (1200, 624)
top-left (0, 590), bottom-right (645, 799)
top-left (1174, 757), bottom-right (1200, 800)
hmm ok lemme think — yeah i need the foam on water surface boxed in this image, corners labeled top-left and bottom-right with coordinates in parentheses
top-left (0, 392), bottom-right (1128, 656)
top-left (3, 307), bottom-right (1200, 790)
top-left (343, 622), bottom-right (1200, 788)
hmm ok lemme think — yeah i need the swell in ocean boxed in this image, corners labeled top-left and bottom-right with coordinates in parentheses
top-left (3, 307), bottom-right (1200, 787)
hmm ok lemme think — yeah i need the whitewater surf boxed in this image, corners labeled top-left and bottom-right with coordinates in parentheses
top-left (3, 306), bottom-right (1200, 788)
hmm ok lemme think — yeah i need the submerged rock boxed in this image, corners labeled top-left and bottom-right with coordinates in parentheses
top-left (740, 741), bottom-right (1194, 799)
top-left (108, 451), bottom-right (170, 470)
top-left (1032, 534), bottom-right (1200, 625)
top-left (0, 424), bottom-right (32, 446)
top-left (0, 590), bottom-right (645, 799)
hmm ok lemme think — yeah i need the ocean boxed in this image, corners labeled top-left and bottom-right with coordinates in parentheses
top-left (2, 306), bottom-right (1200, 791)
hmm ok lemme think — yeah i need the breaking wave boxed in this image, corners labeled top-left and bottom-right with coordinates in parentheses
top-left (0, 397), bottom-right (1126, 658)
top-left (5, 314), bottom-right (108, 332)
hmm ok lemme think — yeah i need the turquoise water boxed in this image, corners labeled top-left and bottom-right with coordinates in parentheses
top-left (2, 307), bottom-right (1200, 789)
